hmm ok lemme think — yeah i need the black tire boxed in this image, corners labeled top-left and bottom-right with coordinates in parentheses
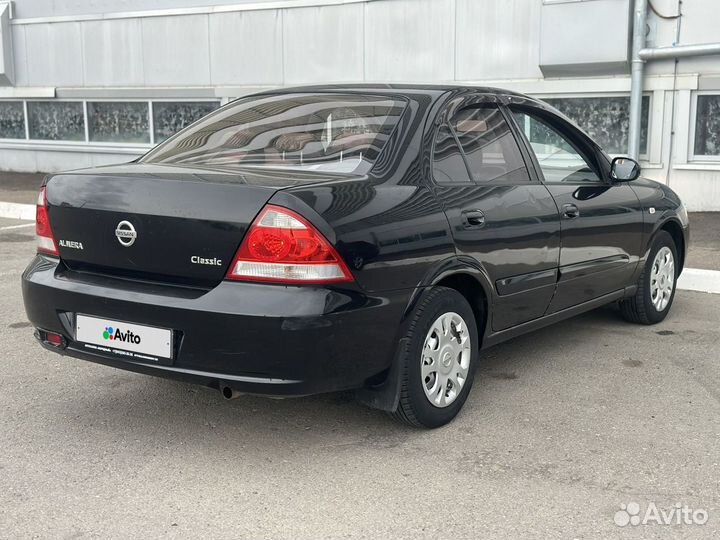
top-left (391, 286), bottom-right (479, 428)
top-left (619, 230), bottom-right (678, 325)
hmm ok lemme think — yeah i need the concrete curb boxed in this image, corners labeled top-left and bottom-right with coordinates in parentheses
top-left (0, 201), bottom-right (34, 221)
top-left (678, 268), bottom-right (720, 295)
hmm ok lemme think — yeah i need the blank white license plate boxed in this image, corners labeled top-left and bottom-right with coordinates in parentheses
top-left (75, 314), bottom-right (173, 361)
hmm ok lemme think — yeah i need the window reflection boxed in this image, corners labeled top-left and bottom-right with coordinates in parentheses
top-left (142, 94), bottom-right (406, 174)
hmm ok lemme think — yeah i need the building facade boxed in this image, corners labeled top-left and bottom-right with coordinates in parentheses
top-left (0, 0), bottom-right (718, 210)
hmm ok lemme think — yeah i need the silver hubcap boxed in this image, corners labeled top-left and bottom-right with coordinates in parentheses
top-left (421, 312), bottom-right (471, 408)
top-left (650, 246), bottom-right (675, 312)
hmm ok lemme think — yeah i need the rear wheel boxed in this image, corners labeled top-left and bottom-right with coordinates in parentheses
top-left (619, 230), bottom-right (678, 325)
top-left (392, 287), bottom-right (479, 428)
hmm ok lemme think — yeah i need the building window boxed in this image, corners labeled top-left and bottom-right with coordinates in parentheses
top-left (1, 99), bottom-right (220, 146)
top-left (540, 96), bottom-right (650, 155)
top-left (88, 102), bottom-right (150, 144)
top-left (693, 94), bottom-right (720, 157)
top-left (0, 101), bottom-right (26, 139)
top-left (27, 101), bottom-right (85, 141)
top-left (152, 101), bottom-right (220, 143)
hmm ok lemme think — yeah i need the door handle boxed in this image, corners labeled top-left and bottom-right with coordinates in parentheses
top-left (562, 203), bottom-right (580, 219)
top-left (461, 209), bottom-right (486, 228)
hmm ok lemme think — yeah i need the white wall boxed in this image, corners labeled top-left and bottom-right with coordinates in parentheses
top-left (2, 0), bottom-right (720, 210)
top-left (11, 0), bottom-right (295, 19)
top-left (9, 0), bottom-right (549, 88)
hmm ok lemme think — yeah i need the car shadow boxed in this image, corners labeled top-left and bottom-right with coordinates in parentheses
top-left (47, 302), bottom-right (640, 454)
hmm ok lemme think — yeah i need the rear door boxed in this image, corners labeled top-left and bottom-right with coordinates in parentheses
top-left (507, 99), bottom-right (644, 312)
top-left (429, 95), bottom-right (561, 331)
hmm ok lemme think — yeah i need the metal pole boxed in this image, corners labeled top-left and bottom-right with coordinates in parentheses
top-left (640, 42), bottom-right (720, 60)
top-left (628, 0), bottom-right (648, 160)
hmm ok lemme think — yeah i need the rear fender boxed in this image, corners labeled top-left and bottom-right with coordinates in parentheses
top-left (355, 256), bottom-right (493, 412)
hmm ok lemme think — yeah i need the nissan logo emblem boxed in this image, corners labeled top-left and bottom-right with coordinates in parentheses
top-left (115, 220), bottom-right (137, 247)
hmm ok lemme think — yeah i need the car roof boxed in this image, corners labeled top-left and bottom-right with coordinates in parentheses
top-left (254, 83), bottom-right (532, 100)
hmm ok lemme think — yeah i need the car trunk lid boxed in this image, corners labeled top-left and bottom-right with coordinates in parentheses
top-left (45, 163), bottom-right (334, 287)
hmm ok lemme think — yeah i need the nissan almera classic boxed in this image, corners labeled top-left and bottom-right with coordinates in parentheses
top-left (22, 85), bottom-right (689, 428)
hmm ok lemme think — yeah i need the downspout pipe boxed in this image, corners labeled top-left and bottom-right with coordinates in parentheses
top-left (639, 42), bottom-right (720, 60)
top-left (628, 0), bottom-right (648, 160)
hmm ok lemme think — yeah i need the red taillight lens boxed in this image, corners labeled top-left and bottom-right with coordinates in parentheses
top-left (226, 205), bottom-right (353, 284)
top-left (36, 187), bottom-right (58, 256)
top-left (45, 332), bottom-right (64, 347)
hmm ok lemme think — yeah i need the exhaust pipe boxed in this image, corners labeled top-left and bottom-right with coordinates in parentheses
top-left (220, 385), bottom-right (243, 400)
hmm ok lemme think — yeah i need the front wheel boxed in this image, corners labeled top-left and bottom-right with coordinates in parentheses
top-left (392, 287), bottom-right (479, 428)
top-left (619, 230), bottom-right (678, 325)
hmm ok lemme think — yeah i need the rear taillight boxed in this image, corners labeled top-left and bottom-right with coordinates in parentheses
top-left (36, 329), bottom-right (67, 349)
top-left (36, 187), bottom-right (58, 256)
top-left (226, 205), bottom-right (353, 284)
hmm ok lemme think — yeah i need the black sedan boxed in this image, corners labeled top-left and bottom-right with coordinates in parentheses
top-left (22, 85), bottom-right (689, 428)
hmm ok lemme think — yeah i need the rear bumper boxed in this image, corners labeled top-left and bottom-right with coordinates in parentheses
top-left (22, 256), bottom-right (410, 396)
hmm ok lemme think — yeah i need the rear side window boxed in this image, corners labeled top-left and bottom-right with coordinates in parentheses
top-left (450, 107), bottom-right (530, 183)
top-left (432, 124), bottom-right (472, 184)
top-left (141, 93), bottom-right (406, 176)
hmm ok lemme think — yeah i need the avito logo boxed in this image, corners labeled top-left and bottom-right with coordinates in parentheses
top-left (102, 326), bottom-right (141, 345)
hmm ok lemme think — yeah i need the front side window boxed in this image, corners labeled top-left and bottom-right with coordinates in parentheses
top-left (512, 109), bottom-right (602, 184)
top-left (450, 107), bottom-right (530, 183)
top-left (694, 94), bottom-right (720, 157)
top-left (142, 93), bottom-right (406, 175)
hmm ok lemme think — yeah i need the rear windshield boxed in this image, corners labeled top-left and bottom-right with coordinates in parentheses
top-left (141, 93), bottom-right (407, 175)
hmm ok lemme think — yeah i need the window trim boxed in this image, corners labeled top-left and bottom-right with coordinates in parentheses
top-left (531, 92), bottom-right (652, 161)
top-left (689, 90), bottom-right (720, 163)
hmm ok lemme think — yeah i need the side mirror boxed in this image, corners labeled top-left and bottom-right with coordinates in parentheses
top-left (610, 157), bottom-right (641, 182)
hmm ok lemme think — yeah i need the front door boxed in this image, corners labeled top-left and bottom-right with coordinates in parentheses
top-left (429, 98), bottom-right (561, 331)
top-left (508, 102), bottom-right (644, 312)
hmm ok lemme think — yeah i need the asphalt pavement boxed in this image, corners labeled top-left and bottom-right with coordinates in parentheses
top-left (1, 217), bottom-right (719, 539)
